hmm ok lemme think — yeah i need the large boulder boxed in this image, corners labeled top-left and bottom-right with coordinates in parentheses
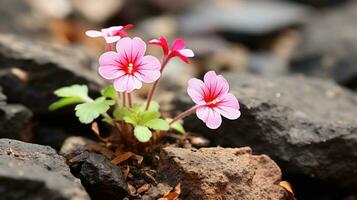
top-left (0, 139), bottom-right (90, 199)
top-left (0, 87), bottom-right (32, 139)
top-left (173, 73), bottom-right (357, 189)
top-left (291, 1), bottom-right (357, 89)
top-left (0, 33), bottom-right (103, 114)
top-left (159, 146), bottom-right (289, 200)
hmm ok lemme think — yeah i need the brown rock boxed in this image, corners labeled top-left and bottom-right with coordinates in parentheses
top-left (159, 147), bottom-right (288, 200)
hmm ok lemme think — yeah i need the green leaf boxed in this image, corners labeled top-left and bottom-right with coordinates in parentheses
top-left (140, 101), bottom-right (159, 112)
top-left (123, 115), bottom-right (138, 126)
top-left (113, 107), bottom-right (129, 121)
top-left (49, 96), bottom-right (84, 111)
top-left (134, 126), bottom-right (152, 142)
top-left (141, 111), bottom-right (161, 124)
top-left (145, 119), bottom-right (169, 131)
top-left (75, 97), bottom-right (115, 124)
top-left (166, 118), bottom-right (185, 134)
top-left (102, 117), bottom-right (113, 125)
top-left (54, 85), bottom-right (88, 99)
top-left (101, 85), bottom-right (116, 99)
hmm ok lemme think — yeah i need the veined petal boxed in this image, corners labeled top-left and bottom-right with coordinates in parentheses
top-left (203, 71), bottom-right (229, 100)
top-left (171, 38), bottom-right (185, 51)
top-left (113, 75), bottom-right (142, 93)
top-left (136, 55), bottom-right (161, 83)
top-left (178, 49), bottom-right (194, 57)
top-left (217, 93), bottom-right (241, 120)
top-left (116, 37), bottom-right (146, 64)
top-left (128, 75), bottom-right (143, 92)
top-left (113, 75), bottom-right (128, 92)
top-left (187, 78), bottom-right (206, 105)
top-left (85, 30), bottom-right (104, 38)
top-left (99, 65), bottom-right (125, 80)
top-left (196, 106), bottom-right (222, 129)
top-left (99, 51), bottom-right (120, 66)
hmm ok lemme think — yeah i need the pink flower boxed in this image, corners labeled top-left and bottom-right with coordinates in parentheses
top-left (98, 37), bottom-right (161, 93)
top-left (85, 24), bottom-right (133, 43)
top-left (187, 71), bottom-right (241, 129)
top-left (149, 36), bottom-right (194, 64)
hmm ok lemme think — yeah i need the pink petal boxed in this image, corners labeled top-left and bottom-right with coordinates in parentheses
top-left (123, 24), bottom-right (134, 30)
top-left (171, 39), bottom-right (185, 51)
top-left (99, 65), bottom-right (125, 80)
top-left (113, 75), bottom-right (128, 92)
top-left (116, 37), bottom-right (146, 64)
top-left (217, 93), bottom-right (241, 120)
top-left (169, 51), bottom-right (189, 64)
top-left (128, 75), bottom-right (143, 91)
top-left (136, 55), bottom-right (161, 83)
top-left (102, 26), bottom-right (123, 34)
top-left (149, 36), bottom-right (169, 55)
top-left (85, 30), bottom-right (104, 38)
top-left (104, 36), bottom-right (121, 43)
top-left (196, 106), bottom-right (222, 129)
top-left (203, 71), bottom-right (229, 100)
top-left (99, 51), bottom-right (120, 66)
top-left (113, 75), bottom-right (142, 93)
top-left (178, 49), bottom-right (194, 57)
top-left (187, 78), bottom-right (206, 105)
top-left (149, 39), bottom-right (161, 44)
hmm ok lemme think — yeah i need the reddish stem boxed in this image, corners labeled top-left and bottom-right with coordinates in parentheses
top-left (169, 105), bottom-right (199, 125)
top-left (128, 93), bottom-right (133, 108)
top-left (145, 55), bottom-right (170, 110)
top-left (122, 92), bottom-right (126, 107)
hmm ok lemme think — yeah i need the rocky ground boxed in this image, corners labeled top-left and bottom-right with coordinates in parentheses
top-left (0, 0), bottom-right (357, 199)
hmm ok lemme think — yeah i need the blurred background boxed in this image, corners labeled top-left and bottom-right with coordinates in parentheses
top-left (0, 0), bottom-right (357, 199)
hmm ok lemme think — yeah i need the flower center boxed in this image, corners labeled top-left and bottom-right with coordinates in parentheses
top-left (206, 99), bottom-right (220, 108)
top-left (127, 63), bottom-right (134, 74)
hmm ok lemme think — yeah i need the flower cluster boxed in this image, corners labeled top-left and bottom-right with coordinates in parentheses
top-left (50, 24), bottom-right (241, 144)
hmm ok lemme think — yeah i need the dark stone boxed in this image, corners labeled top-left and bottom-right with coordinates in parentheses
top-left (0, 138), bottom-right (89, 200)
top-left (32, 126), bottom-right (68, 150)
top-left (79, 153), bottom-right (128, 200)
top-left (0, 33), bottom-right (103, 114)
top-left (0, 87), bottom-right (32, 139)
top-left (286, 0), bottom-right (350, 8)
top-left (291, 1), bottom-right (357, 90)
top-left (158, 146), bottom-right (288, 200)
top-left (173, 73), bottom-right (357, 189)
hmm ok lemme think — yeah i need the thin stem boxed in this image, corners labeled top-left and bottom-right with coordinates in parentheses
top-left (169, 105), bottom-right (199, 125)
top-left (105, 43), bottom-right (115, 51)
top-left (114, 92), bottom-right (120, 109)
top-left (145, 56), bottom-right (170, 110)
top-left (122, 92), bottom-right (126, 107)
top-left (128, 93), bottom-right (133, 108)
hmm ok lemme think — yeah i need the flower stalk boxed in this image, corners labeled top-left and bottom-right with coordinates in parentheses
top-left (170, 105), bottom-right (199, 125)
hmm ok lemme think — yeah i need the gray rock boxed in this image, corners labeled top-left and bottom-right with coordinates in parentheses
top-left (291, 1), bottom-right (357, 89)
top-left (0, 139), bottom-right (90, 200)
top-left (173, 73), bottom-right (357, 189)
top-left (179, 0), bottom-right (309, 35)
top-left (0, 33), bottom-right (103, 114)
top-left (159, 146), bottom-right (288, 200)
top-left (0, 87), bottom-right (32, 139)
top-left (0, 0), bottom-right (48, 37)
